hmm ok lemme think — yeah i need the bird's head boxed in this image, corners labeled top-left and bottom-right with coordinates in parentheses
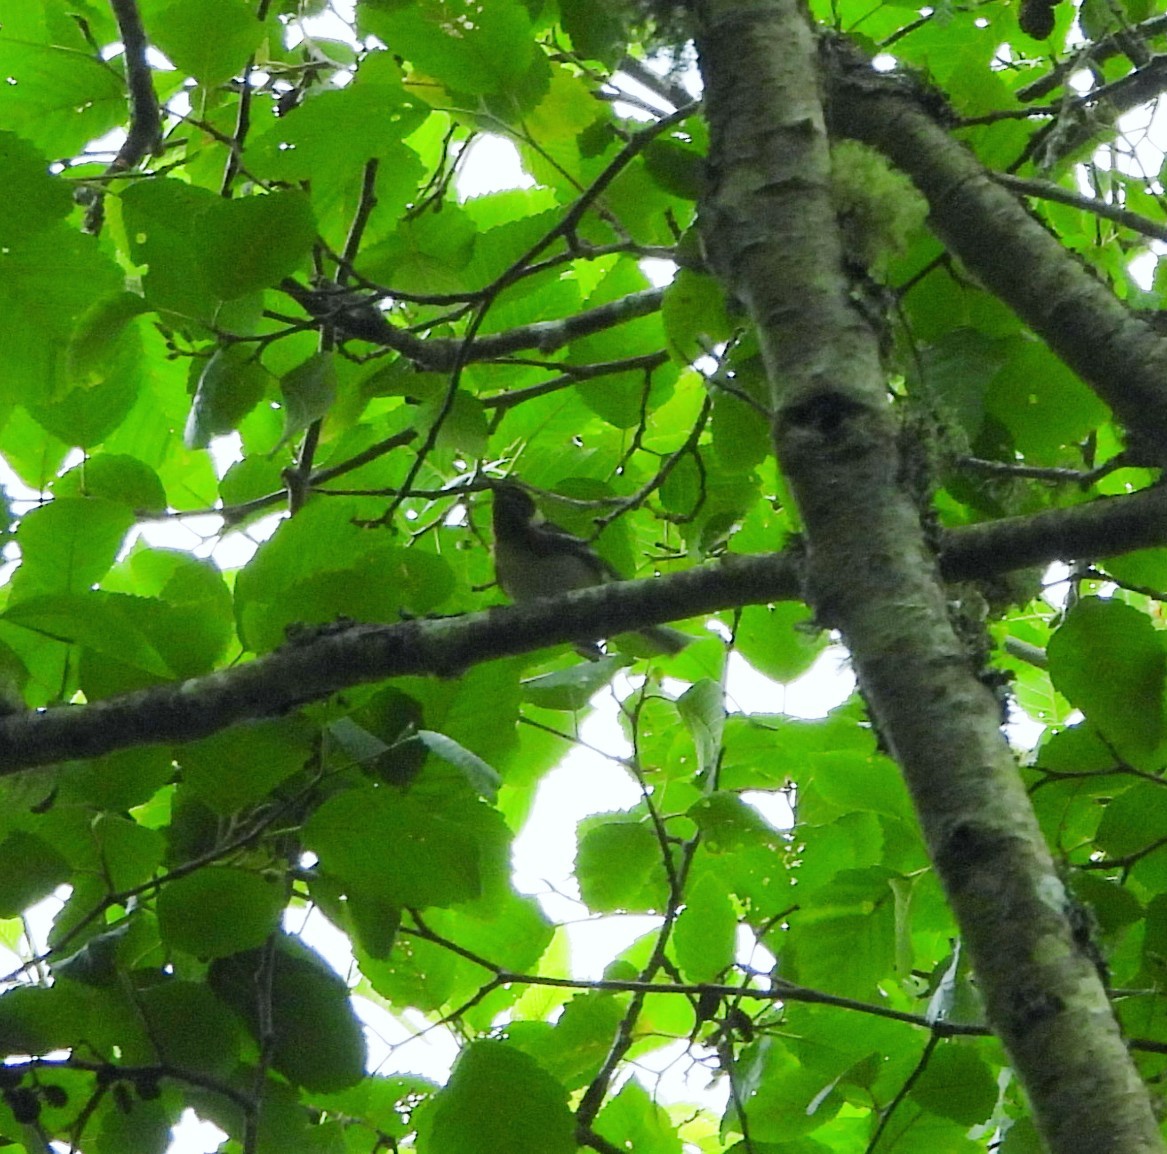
top-left (491, 481), bottom-right (538, 532)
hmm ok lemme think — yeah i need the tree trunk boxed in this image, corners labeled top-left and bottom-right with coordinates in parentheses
top-left (693, 2), bottom-right (1165, 1150)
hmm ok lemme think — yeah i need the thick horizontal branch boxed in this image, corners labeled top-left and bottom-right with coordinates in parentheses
top-left (824, 54), bottom-right (1167, 461)
top-left (0, 554), bottom-right (795, 775)
top-left (937, 482), bottom-right (1167, 578)
top-left (0, 486), bottom-right (1165, 774)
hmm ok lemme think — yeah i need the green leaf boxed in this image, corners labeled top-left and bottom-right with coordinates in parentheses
top-left (9, 499), bottom-right (135, 601)
top-left (674, 871), bottom-right (736, 983)
top-left (304, 785), bottom-right (500, 908)
top-left (731, 1037), bottom-right (843, 1140)
top-left (1102, 547), bottom-right (1167, 592)
top-left (520, 656), bottom-right (627, 710)
top-left (54, 454), bottom-right (167, 515)
top-left (90, 813), bottom-right (166, 891)
top-left (120, 179), bottom-right (220, 323)
top-left (95, 1089), bottom-right (172, 1154)
top-left (61, 746), bottom-right (176, 812)
top-left (360, 0), bottom-right (536, 97)
top-left (416, 730), bottom-right (501, 801)
top-left (0, 41), bottom-right (126, 156)
top-left (512, 992), bottom-right (626, 1089)
top-left (1096, 782), bottom-right (1167, 860)
top-left (1048, 597), bottom-right (1167, 768)
top-left (157, 868), bottom-right (285, 959)
top-left (986, 340), bottom-right (1108, 460)
top-left (662, 270), bottom-right (730, 362)
top-left (711, 388), bottom-right (771, 472)
top-left (781, 868), bottom-right (898, 998)
top-left (737, 602), bottom-right (826, 682)
top-left (0, 831), bottom-right (71, 918)
top-left (910, 1043), bottom-right (998, 1125)
top-left (28, 372), bottom-right (141, 449)
top-left (196, 191), bottom-right (317, 301)
top-left (219, 453), bottom-right (285, 508)
top-left (0, 227), bottom-right (124, 409)
top-left (678, 679), bottom-right (725, 778)
top-left (327, 716), bottom-right (394, 773)
top-left (644, 139), bottom-right (707, 202)
top-left (0, 985), bottom-right (88, 1054)
top-left (690, 791), bottom-right (784, 852)
top-left (178, 718), bottom-right (313, 813)
top-left (234, 500), bottom-right (455, 652)
top-left (2, 593), bottom-right (169, 685)
top-left (248, 80), bottom-right (427, 182)
top-left (185, 346), bottom-right (269, 448)
top-left (209, 934), bottom-right (367, 1092)
top-left (559, 0), bottom-right (628, 63)
top-left (0, 131), bottom-right (74, 241)
top-left (808, 750), bottom-right (914, 822)
top-left (277, 351), bottom-right (337, 447)
top-left (53, 923), bottom-right (134, 988)
top-left (149, 0), bottom-right (266, 86)
top-left (339, 881), bottom-right (401, 960)
top-left (1069, 871), bottom-right (1143, 935)
top-left (418, 1040), bottom-right (574, 1154)
top-left (914, 328), bottom-right (1010, 442)
top-left (875, 1102), bottom-right (984, 1153)
top-left (595, 1078), bottom-right (682, 1154)
top-left (429, 389), bottom-right (487, 458)
top-left (1000, 1117), bottom-right (1045, 1153)
top-left (124, 549), bottom-right (234, 668)
top-left (359, 205), bottom-right (477, 295)
top-left (66, 292), bottom-right (149, 387)
top-left (576, 820), bottom-right (669, 913)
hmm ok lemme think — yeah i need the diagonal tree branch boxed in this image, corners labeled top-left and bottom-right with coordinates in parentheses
top-left (109, 0), bottom-right (161, 173)
top-left (823, 46), bottom-right (1167, 463)
top-left (83, 0), bottom-right (161, 233)
top-left (991, 171), bottom-right (1167, 244)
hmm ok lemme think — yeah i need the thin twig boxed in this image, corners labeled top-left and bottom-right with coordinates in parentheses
top-left (0, 787), bottom-right (313, 986)
top-left (992, 171), bottom-right (1167, 243)
top-left (152, 428), bottom-right (419, 526)
top-left (594, 396), bottom-right (712, 532)
top-left (221, 58), bottom-right (255, 197)
top-left (864, 1035), bottom-right (941, 1154)
top-left (957, 454), bottom-right (1124, 484)
top-left (483, 352), bottom-right (670, 412)
top-left (1018, 15), bottom-right (1167, 102)
top-left (342, 159), bottom-right (381, 273)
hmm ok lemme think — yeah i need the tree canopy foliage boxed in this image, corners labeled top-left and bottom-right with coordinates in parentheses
top-left (3, 0), bottom-right (1167, 1151)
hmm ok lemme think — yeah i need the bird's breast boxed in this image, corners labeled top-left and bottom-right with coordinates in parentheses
top-left (496, 549), bottom-right (602, 602)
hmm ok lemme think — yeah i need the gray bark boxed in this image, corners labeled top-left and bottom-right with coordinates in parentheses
top-left (693, 1), bottom-right (1164, 1150)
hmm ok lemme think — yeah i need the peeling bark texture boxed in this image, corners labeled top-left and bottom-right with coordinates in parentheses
top-left (694, 2), bottom-right (1164, 1152)
top-left (822, 51), bottom-right (1167, 465)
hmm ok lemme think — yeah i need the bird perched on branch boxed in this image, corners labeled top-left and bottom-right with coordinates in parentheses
top-left (490, 482), bottom-right (691, 658)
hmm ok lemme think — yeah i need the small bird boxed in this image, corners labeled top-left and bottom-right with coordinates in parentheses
top-left (490, 482), bottom-right (690, 657)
